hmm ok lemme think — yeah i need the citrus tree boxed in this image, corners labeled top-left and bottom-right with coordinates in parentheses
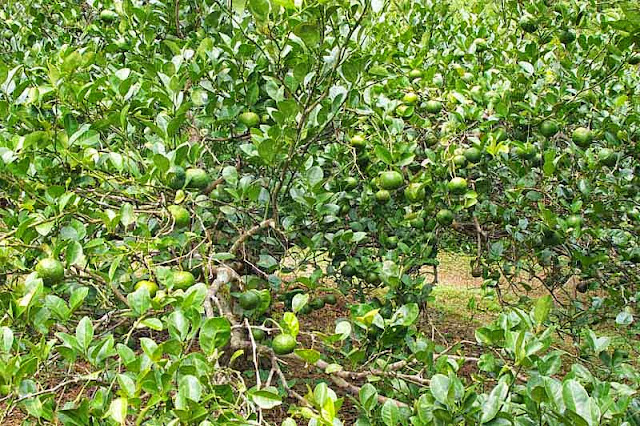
top-left (1, 0), bottom-right (639, 424)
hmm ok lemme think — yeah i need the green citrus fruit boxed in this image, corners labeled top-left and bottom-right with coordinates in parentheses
top-left (166, 166), bottom-right (186, 189)
top-left (559, 29), bottom-right (576, 44)
top-left (453, 155), bottom-right (467, 167)
top-left (572, 127), bottom-right (593, 147)
top-left (576, 281), bottom-right (588, 293)
top-left (402, 92), bottom-right (419, 105)
top-left (272, 334), bottom-right (297, 355)
top-left (185, 168), bottom-right (210, 189)
top-left (251, 328), bottom-right (266, 341)
top-left (323, 294), bottom-right (337, 305)
top-left (404, 183), bottom-right (426, 203)
top-left (173, 270), bottom-right (195, 290)
top-left (135, 280), bottom-right (158, 297)
top-left (566, 215), bottom-right (583, 228)
top-left (100, 10), bottom-right (118, 22)
top-left (365, 272), bottom-right (381, 284)
top-left (342, 265), bottom-right (356, 277)
top-left (436, 209), bottom-right (454, 225)
top-left (239, 112), bottom-right (260, 127)
top-left (598, 148), bottom-right (617, 167)
top-left (514, 143), bottom-right (537, 160)
top-left (540, 120), bottom-right (559, 138)
top-left (310, 297), bottom-right (325, 310)
top-left (375, 189), bottom-right (391, 203)
top-left (238, 290), bottom-right (260, 310)
top-left (424, 132), bottom-right (439, 147)
top-left (410, 216), bottom-right (425, 229)
top-left (35, 258), bottom-right (64, 285)
top-left (343, 177), bottom-right (358, 190)
top-left (520, 16), bottom-right (537, 33)
top-left (408, 69), bottom-right (422, 78)
top-left (447, 177), bottom-right (468, 195)
top-left (464, 147), bottom-right (482, 163)
top-left (425, 100), bottom-right (443, 114)
top-left (168, 205), bottom-right (190, 228)
top-left (351, 134), bottom-right (366, 149)
top-left (379, 171), bottom-right (404, 190)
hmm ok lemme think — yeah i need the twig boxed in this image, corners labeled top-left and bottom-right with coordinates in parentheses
top-left (244, 318), bottom-right (261, 389)
top-left (174, 0), bottom-right (182, 38)
top-left (0, 376), bottom-right (101, 404)
top-left (229, 219), bottom-right (276, 255)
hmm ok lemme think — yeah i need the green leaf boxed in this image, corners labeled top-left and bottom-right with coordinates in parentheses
top-left (35, 220), bottom-right (55, 236)
top-left (381, 399), bottom-right (399, 426)
top-left (282, 312), bottom-right (299, 337)
top-left (294, 349), bottom-right (320, 363)
top-left (248, 0), bottom-right (270, 20)
top-left (140, 337), bottom-right (162, 361)
top-left (199, 317), bottom-right (231, 355)
top-left (167, 310), bottom-right (189, 341)
top-left (116, 374), bottom-right (136, 398)
top-left (533, 295), bottom-right (553, 326)
top-left (179, 375), bottom-right (202, 403)
top-left (66, 241), bottom-right (85, 266)
top-left (391, 303), bottom-right (419, 326)
top-left (518, 61), bottom-right (534, 75)
top-left (615, 310), bottom-right (633, 326)
top-left (563, 380), bottom-right (592, 424)
top-left (0, 327), bottom-right (14, 353)
top-left (359, 383), bottom-right (378, 412)
top-left (222, 166), bottom-right (238, 186)
top-left (140, 318), bottom-right (163, 331)
top-left (430, 374), bottom-right (451, 405)
top-left (119, 203), bottom-right (135, 227)
top-left (76, 317), bottom-right (93, 353)
top-left (291, 293), bottom-right (309, 313)
top-left (277, 99), bottom-right (299, 120)
top-left (481, 376), bottom-right (509, 423)
top-left (293, 23), bottom-right (320, 47)
top-left (68, 286), bottom-right (88, 313)
top-left (17, 275), bottom-right (43, 316)
top-left (250, 390), bottom-right (282, 409)
top-left (127, 287), bottom-right (151, 317)
top-left (543, 149), bottom-right (556, 176)
top-left (107, 397), bottom-right (127, 424)
top-left (374, 145), bottom-right (393, 165)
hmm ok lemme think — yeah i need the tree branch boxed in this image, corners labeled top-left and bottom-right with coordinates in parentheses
top-left (229, 219), bottom-right (276, 255)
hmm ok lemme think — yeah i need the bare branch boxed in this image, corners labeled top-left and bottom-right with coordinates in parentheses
top-left (230, 219), bottom-right (276, 255)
